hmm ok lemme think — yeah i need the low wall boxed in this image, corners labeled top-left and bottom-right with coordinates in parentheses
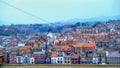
top-left (1, 64), bottom-right (120, 66)
top-left (1, 64), bottom-right (120, 68)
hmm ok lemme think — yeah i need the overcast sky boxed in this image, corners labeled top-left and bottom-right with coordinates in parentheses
top-left (0, 0), bottom-right (120, 24)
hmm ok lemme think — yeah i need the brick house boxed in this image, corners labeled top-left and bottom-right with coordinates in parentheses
top-left (32, 54), bottom-right (46, 64)
top-left (71, 54), bottom-right (79, 64)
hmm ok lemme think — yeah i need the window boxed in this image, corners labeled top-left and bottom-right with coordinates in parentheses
top-left (68, 61), bottom-right (70, 63)
top-left (18, 57), bottom-right (21, 63)
top-left (65, 61), bottom-right (66, 63)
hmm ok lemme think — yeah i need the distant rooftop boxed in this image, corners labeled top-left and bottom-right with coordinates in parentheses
top-left (108, 51), bottom-right (120, 57)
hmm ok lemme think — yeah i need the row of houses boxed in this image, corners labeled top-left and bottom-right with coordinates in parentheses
top-left (2, 45), bottom-right (120, 64)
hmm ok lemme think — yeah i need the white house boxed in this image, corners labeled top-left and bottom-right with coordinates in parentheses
top-left (57, 57), bottom-right (64, 64)
top-left (92, 57), bottom-right (99, 64)
top-left (51, 57), bottom-right (57, 64)
top-left (23, 54), bottom-right (31, 64)
top-left (57, 52), bottom-right (65, 64)
top-left (51, 52), bottom-right (57, 64)
top-left (47, 33), bottom-right (56, 42)
top-left (30, 58), bottom-right (35, 64)
top-left (51, 56), bottom-right (64, 64)
top-left (16, 56), bottom-right (23, 64)
top-left (51, 52), bottom-right (64, 64)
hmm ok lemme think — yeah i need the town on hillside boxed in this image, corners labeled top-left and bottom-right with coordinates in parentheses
top-left (0, 20), bottom-right (120, 64)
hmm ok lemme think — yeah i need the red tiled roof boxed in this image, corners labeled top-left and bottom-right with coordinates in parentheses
top-left (62, 45), bottom-right (70, 51)
top-left (19, 46), bottom-right (31, 54)
top-left (113, 30), bottom-right (120, 33)
top-left (51, 52), bottom-right (57, 57)
top-left (73, 41), bottom-right (95, 48)
top-left (29, 39), bottom-right (35, 43)
top-left (83, 33), bottom-right (108, 37)
top-left (76, 29), bottom-right (81, 34)
top-left (21, 46), bottom-right (31, 49)
top-left (73, 43), bottom-right (83, 48)
top-left (54, 40), bottom-right (60, 45)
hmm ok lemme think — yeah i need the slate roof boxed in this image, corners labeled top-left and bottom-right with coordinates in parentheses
top-left (107, 51), bottom-right (120, 57)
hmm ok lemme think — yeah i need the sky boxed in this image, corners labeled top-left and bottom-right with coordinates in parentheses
top-left (0, 0), bottom-right (120, 24)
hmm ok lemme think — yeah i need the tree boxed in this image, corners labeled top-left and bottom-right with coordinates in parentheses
top-left (76, 22), bottom-right (80, 26)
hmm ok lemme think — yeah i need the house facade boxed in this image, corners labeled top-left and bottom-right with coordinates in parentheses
top-left (22, 54), bottom-right (31, 64)
top-left (9, 52), bottom-right (17, 64)
top-left (64, 56), bottom-right (71, 64)
top-left (51, 52), bottom-right (57, 64)
top-left (107, 51), bottom-right (120, 64)
top-left (32, 54), bottom-right (46, 64)
top-left (71, 54), bottom-right (79, 64)
top-left (30, 58), bottom-right (34, 64)
top-left (16, 56), bottom-right (23, 64)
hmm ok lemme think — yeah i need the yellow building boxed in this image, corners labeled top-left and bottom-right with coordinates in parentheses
top-left (64, 56), bottom-right (71, 64)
